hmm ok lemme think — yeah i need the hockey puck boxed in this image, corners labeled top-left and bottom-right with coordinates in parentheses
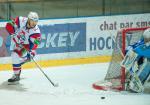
top-left (101, 97), bottom-right (105, 99)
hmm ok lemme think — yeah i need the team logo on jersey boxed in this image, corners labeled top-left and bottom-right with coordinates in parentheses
top-left (18, 30), bottom-right (26, 43)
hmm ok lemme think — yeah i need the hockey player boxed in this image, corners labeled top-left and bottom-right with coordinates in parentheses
top-left (5, 11), bottom-right (41, 83)
top-left (121, 28), bottom-right (150, 93)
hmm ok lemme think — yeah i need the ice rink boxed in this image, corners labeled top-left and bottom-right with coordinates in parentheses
top-left (0, 63), bottom-right (150, 105)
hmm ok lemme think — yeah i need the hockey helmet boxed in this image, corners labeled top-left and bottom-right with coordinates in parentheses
top-left (28, 11), bottom-right (39, 22)
top-left (143, 28), bottom-right (150, 44)
top-left (143, 28), bottom-right (150, 39)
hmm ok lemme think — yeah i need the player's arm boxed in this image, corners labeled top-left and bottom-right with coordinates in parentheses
top-left (23, 33), bottom-right (41, 58)
top-left (134, 28), bottom-right (150, 58)
top-left (29, 33), bottom-right (41, 50)
top-left (5, 16), bottom-right (20, 35)
top-left (134, 44), bottom-right (150, 58)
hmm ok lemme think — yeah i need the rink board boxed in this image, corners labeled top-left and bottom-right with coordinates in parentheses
top-left (0, 13), bottom-right (150, 71)
top-left (0, 55), bottom-right (111, 71)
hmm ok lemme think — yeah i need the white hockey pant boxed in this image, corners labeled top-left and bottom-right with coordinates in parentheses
top-left (11, 52), bottom-right (28, 75)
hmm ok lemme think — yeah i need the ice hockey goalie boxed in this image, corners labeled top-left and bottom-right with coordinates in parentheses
top-left (121, 28), bottom-right (150, 93)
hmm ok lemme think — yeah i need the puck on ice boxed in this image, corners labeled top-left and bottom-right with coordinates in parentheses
top-left (101, 97), bottom-right (105, 99)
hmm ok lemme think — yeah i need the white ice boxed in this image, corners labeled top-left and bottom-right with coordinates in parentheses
top-left (0, 63), bottom-right (150, 105)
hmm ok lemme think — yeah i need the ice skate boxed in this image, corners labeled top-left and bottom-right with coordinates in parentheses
top-left (8, 74), bottom-right (20, 85)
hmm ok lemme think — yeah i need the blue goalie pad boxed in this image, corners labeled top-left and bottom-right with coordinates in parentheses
top-left (138, 60), bottom-right (150, 84)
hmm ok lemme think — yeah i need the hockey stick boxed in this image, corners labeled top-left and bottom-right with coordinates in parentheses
top-left (31, 57), bottom-right (59, 87)
top-left (11, 35), bottom-right (58, 87)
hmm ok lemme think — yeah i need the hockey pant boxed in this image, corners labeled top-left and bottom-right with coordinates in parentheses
top-left (11, 51), bottom-right (30, 75)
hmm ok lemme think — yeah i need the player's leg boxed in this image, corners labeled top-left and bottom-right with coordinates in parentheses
top-left (8, 48), bottom-right (33, 83)
top-left (127, 61), bottom-right (144, 93)
top-left (127, 58), bottom-right (150, 92)
top-left (138, 58), bottom-right (150, 84)
top-left (8, 52), bottom-right (22, 82)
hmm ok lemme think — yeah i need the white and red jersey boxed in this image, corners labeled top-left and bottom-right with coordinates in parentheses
top-left (5, 16), bottom-right (41, 75)
top-left (6, 16), bottom-right (41, 56)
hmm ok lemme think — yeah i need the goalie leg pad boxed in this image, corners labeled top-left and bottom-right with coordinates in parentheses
top-left (121, 49), bottom-right (138, 71)
top-left (128, 75), bottom-right (144, 93)
top-left (138, 58), bottom-right (150, 84)
top-left (127, 58), bottom-right (150, 93)
top-left (127, 63), bottom-right (144, 93)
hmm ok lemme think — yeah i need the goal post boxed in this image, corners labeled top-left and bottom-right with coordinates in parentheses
top-left (93, 27), bottom-right (150, 91)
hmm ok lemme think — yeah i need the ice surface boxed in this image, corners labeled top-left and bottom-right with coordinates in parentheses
top-left (0, 63), bottom-right (150, 105)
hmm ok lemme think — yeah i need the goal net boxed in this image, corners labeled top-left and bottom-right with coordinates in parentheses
top-left (93, 27), bottom-right (149, 91)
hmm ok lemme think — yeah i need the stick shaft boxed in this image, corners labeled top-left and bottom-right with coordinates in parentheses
top-left (32, 58), bottom-right (56, 87)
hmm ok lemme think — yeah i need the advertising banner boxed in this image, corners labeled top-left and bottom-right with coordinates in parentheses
top-left (0, 13), bottom-right (150, 58)
top-left (0, 27), bottom-right (9, 57)
top-left (37, 23), bottom-right (86, 54)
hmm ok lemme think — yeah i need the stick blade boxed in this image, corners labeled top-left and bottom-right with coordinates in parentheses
top-left (54, 83), bottom-right (59, 87)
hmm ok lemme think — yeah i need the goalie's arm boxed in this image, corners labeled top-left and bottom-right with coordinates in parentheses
top-left (134, 44), bottom-right (150, 58)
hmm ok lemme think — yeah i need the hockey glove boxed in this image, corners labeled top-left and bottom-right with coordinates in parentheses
top-left (27, 50), bottom-right (36, 60)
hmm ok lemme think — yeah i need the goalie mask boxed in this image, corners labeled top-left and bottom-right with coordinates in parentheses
top-left (143, 28), bottom-right (150, 45)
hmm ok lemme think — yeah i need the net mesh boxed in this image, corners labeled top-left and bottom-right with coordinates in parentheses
top-left (106, 29), bottom-right (144, 79)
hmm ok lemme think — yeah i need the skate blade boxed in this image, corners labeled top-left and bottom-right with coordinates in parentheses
top-left (8, 81), bottom-right (19, 85)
